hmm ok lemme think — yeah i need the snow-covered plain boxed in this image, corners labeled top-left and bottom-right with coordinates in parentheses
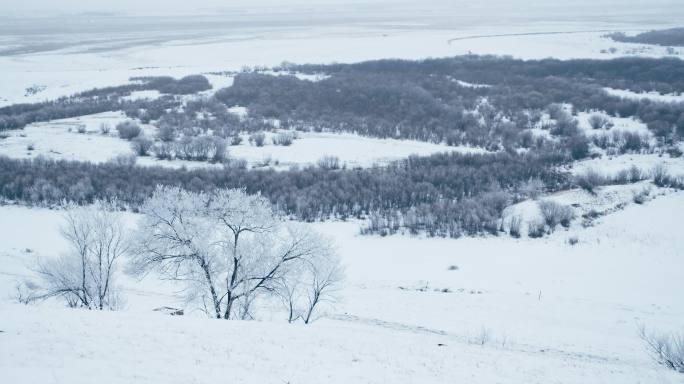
top-left (1, 1), bottom-right (684, 107)
top-left (1, 187), bottom-right (683, 383)
top-left (0, 112), bottom-right (472, 169)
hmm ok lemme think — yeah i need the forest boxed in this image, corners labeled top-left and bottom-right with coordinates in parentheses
top-left (1, 55), bottom-right (683, 237)
top-left (607, 28), bottom-right (684, 48)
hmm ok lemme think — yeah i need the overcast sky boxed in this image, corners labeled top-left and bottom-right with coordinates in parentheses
top-left (1, 0), bottom-right (681, 22)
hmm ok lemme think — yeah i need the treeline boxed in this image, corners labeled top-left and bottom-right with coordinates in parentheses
top-left (607, 28), bottom-right (684, 48)
top-left (0, 75), bottom-right (211, 130)
top-left (0, 152), bottom-right (568, 236)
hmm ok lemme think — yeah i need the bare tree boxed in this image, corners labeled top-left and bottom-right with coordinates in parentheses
top-left (206, 188), bottom-right (276, 319)
top-left (277, 229), bottom-right (343, 324)
top-left (25, 202), bottom-right (129, 310)
top-left (132, 186), bottom-right (343, 321)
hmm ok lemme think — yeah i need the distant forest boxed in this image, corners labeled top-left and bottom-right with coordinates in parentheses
top-left (607, 28), bottom-right (684, 48)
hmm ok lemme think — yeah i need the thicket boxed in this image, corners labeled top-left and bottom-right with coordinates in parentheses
top-left (0, 152), bottom-right (567, 237)
top-left (213, 56), bottom-right (684, 151)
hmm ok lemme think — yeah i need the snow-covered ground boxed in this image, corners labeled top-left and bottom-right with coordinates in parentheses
top-left (1, 3), bottom-right (683, 382)
top-left (604, 87), bottom-right (684, 103)
top-left (576, 111), bottom-right (651, 137)
top-left (1, 186), bottom-right (683, 383)
top-left (228, 131), bottom-right (484, 169)
top-left (0, 112), bottom-right (472, 169)
top-left (570, 152), bottom-right (684, 178)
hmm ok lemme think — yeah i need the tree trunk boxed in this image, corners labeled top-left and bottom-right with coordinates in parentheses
top-left (199, 259), bottom-right (221, 319)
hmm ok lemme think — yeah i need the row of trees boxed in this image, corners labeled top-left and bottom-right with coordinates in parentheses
top-left (20, 187), bottom-right (342, 322)
top-left (0, 151), bottom-right (568, 237)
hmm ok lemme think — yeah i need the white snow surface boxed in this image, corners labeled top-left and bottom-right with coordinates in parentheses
top-left (0, 112), bottom-right (474, 169)
top-left (570, 153), bottom-right (684, 178)
top-left (1, 188), bottom-right (684, 383)
top-left (604, 87), bottom-right (684, 103)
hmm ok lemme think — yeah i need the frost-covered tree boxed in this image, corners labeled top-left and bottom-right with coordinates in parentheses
top-left (25, 202), bottom-right (130, 310)
top-left (277, 230), bottom-right (343, 323)
top-left (131, 186), bottom-right (342, 321)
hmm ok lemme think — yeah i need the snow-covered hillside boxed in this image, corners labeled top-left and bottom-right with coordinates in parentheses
top-left (1, 188), bottom-right (683, 383)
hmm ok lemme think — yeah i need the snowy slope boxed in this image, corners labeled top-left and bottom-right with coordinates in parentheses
top-left (1, 190), bottom-right (683, 383)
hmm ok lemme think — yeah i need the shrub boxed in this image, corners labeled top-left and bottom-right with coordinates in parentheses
top-left (538, 200), bottom-right (575, 229)
top-left (76, 124), bottom-right (87, 134)
top-left (508, 215), bottom-right (522, 238)
top-left (633, 188), bottom-right (651, 204)
top-left (639, 326), bottom-right (684, 373)
top-left (317, 155), bottom-right (341, 170)
top-left (249, 132), bottom-right (266, 147)
top-left (157, 125), bottom-right (176, 142)
top-left (107, 153), bottom-right (137, 167)
top-left (152, 142), bottom-right (174, 160)
top-left (620, 131), bottom-right (649, 153)
top-left (574, 169), bottom-right (606, 193)
top-left (99, 123), bottom-right (111, 135)
top-left (173, 136), bottom-right (227, 162)
top-left (567, 135), bottom-right (590, 159)
top-left (210, 137), bottom-right (228, 163)
top-left (652, 165), bottom-right (671, 187)
top-left (648, 120), bottom-right (672, 137)
top-left (518, 177), bottom-right (545, 199)
top-left (614, 165), bottom-right (645, 184)
top-left (131, 136), bottom-right (154, 156)
top-left (552, 115), bottom-right (581, 137)
top-left (588, 114), bottom-right (613, 130)
top-left (528, 221), bottom-right (546, 238)
top-left (223, 158), bottom-right (248, 170)
top-left (230, 135), bottom-right (243, 146)
top-left (547, 103), bottom-right (567, 120)
top-left (26, 143), bottom-right (35, 151)
top-left (667, 146), bottom-right (683, 158)
top-left (273, 131), bottom-right (295, 146)
top-left (116, 121), bottom-right (142, 140)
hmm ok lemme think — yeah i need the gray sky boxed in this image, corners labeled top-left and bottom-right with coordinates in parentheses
top-left (1, 0), bottom-right (681, 23)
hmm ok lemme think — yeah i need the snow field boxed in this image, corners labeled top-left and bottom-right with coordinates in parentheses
top-left (1, 188), bottom-right (683, 383)
top-left (0, 112), bottom-right (475, 169)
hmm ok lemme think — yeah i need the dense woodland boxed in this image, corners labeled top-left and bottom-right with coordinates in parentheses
top-left (1, 55), bottom-right (683, 237)
top-left (215, 56), bottom-right (684, 148)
